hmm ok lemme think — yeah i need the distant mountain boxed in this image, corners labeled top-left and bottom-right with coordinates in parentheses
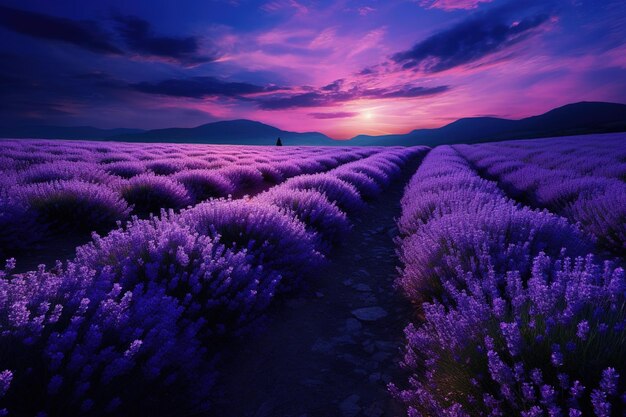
top-left (113, 119), bottom-right (336, 146)
top-left (350, 102), bottom-right (626, 146)
top-left (1, 102), bottom-right (624, 146)
top-left (0, 125), bottom-right (145, 140)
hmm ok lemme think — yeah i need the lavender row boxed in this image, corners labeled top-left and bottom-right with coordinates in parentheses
top-left (392, 146), bottom-right (624, 416)
top-left (0, 146), bottom-right (428, 416)
top-left (0, 139), bottom-right (382, 258)
top-left (454, 133), bottom-right (626, 255)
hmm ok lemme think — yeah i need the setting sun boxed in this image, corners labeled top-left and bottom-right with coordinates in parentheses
top-left (362, 110), bottom-right (374, 120)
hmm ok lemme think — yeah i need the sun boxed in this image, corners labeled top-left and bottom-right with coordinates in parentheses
top-left (362, 110), bottom-right (374, 120)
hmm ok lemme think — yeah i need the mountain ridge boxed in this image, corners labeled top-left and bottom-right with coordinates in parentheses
top-left (350, 101), bottom-right (626, 146)
top-left (1, 101), bottom-right (624, 146)
top-left (112, 119), bottom-right (335, 146)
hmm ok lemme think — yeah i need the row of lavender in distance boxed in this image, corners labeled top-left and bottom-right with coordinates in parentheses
top-left (392, 146), bottom-right (624, 417)
top-left (0, 146), bottom-right (428, 416)
top-left (0, 139), bottom-right (381, 257)
top-left (454, 133), bottom-right (626, 255)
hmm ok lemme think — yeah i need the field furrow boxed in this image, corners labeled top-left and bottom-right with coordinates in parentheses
top-left (0, 139), bottom-right (390, 269)
top-left (0, 140), bottom-right (428, 417)
top-left (453, 133), bottom-right (626, 256)
top-left (392, 145), bottom-right (624, 416)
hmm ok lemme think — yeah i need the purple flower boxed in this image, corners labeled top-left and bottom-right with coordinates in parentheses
top-left (576, 320), bottom-right (590, 340)
top-left (500, 321), bottom-right (522, 357)
top-left (522, 383), bottom-right (536, 401)
top-left (521, 406), bottom-right (543, 417)
top-left (124, 339), bottom-right (143, 358)
top-left (599, 367), bottom-right (619, 396)
top-left (550, 344), bottom-right (564, 367)
top-left (540, 384), bottom-right (557, 407)
top-left (591, 389), bottom-right (611, 417)
top-left (0, 370), bottom-right (12, 397)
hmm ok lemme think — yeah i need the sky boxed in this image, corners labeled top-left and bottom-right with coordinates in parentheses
top-left (0, 0), bottom-right (625, 139)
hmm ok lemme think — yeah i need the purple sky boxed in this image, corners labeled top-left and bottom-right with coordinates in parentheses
top-left (0, 0), bottom-right (625, 138)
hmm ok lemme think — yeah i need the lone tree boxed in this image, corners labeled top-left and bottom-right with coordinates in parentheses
top-left (276, 137), bottom-right (283, 146)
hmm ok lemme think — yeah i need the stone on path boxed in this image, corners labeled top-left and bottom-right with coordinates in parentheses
top-left (339, 394), bottom-right (361, 417)
top-left (345, 318), bottom-right (362, 333)
top-left (351, 306), bottom-right (388, 321)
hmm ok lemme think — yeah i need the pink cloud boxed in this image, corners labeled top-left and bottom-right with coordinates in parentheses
top-left (358, 6), bottom-right (376, 16)
top-left (261, 0), bottom-right (309, 15)
top-left (419, 0), bottom-right (493, 11)
top-left (309, 111), bottom-right (358, 119)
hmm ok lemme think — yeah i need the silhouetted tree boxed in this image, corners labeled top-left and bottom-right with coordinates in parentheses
top-left (276, 137), bottom-right (283, 146)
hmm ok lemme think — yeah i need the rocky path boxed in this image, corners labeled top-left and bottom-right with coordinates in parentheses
top-left (209, 162), bottom-right (420, 417)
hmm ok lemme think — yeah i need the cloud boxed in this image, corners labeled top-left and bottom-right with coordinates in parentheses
top-left (258, 83), bottom-right (450, 109)
top-left (419, 0), bottom-right (493, 11)
top-left (358, 6), bottom-right (376, 16)
top-left (132, 76), bottom-right (283, 98)
top-left (361, 85), bottom-right (450, 99)
top-left (113, 15), bottom-right (218, 65)
top-left (393, 2), bottom-right (552, 72)
top-left (261, 0), bottom-right (309, 15)
top-left (0, 6), bottom-right (218, 65)
top-left (309, 111), bottom-right (358, 119)
top-left (0, 5), bottom-right (121, 54)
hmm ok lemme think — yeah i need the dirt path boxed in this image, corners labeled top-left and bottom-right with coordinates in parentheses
top-left (209, 160), bottom-right (421, 417)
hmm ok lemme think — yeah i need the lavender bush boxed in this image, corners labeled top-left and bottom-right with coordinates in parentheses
top-left (282, 174), bottom-right (364, 212)
top-left (0, 260), bottom-right (210, 417)
top-left (391, 252), bottom-right (625, 417)
top-left (179, 200), bottom-right (324, 288)
top-left (103, 161), bottom-right (147, 179)
top-left (392, 146), bottom-right (624, 417)
top-left (119, 173), bottom-right (192, 216)
top-left (0, 139), bottom-right (431, 416)
top-left (256, 188), bottom-right (351, 251)
top-left (0, 139), bottom-right (390, 256)
top-left (454, 133), bottom-right (626, 255)
top-left (396, 147), bottom-right (592, 302)
top-left (172, 169), bottom-right (235, 202)
top-left (74, 215), bottom-right (282, 336)
top-left (20, 180), bottom-right (130, 232)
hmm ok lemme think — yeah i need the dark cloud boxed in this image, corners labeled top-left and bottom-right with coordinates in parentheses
top-left (361, 85), bottom-right (450, 99)
top-left (392, 2), bottom-right (552, 72)
top-left (113, 15), bottom-right (218, 65)
top-left (309, 112), bottom-right (359, 119)
top-left (0, 5), bottom-right (122, 54)
top-left (132, 76), bottom-right (283, 98)
top-left (258, 84), bottom-right (450, 109)
top-left (358, 67), bottom-right (377, 76)
top-left (321, 79), bottom-right (345, 92)
top-left (0, 6), bottom-right (218, 65)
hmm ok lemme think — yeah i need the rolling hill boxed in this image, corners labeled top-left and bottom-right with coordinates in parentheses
top-left (350, 102), bottom-right (626, 146)
top-left (0, 102), bottom-right (624, 146)
top-left (112, 119), bottom-right (335, 146)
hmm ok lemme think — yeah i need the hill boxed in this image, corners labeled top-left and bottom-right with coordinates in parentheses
top-left (113, 119), bottom-right (335, 146)
top-left (1, 102), bottom-right (624, 146)
top-left (350, 102), bottom-right (626, 146)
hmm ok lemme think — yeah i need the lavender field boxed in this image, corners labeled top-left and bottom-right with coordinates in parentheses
top-left (0, 134), bottom-right (624, 417)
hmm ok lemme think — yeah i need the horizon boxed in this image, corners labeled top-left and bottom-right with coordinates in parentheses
top-left (1, 1), bottom-right (625, 139)
top-left (8, 100), bottom-right (622, 142)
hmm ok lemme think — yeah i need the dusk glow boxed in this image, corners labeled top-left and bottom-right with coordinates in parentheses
top-left (1, 0), bottom-right (625, 138)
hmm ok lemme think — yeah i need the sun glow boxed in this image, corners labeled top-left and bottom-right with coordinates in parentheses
top-left (361, 110), bottom-right (374, 120)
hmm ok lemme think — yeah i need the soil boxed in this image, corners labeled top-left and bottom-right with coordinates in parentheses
top-left (208, 160), bottom-right (421, 417)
